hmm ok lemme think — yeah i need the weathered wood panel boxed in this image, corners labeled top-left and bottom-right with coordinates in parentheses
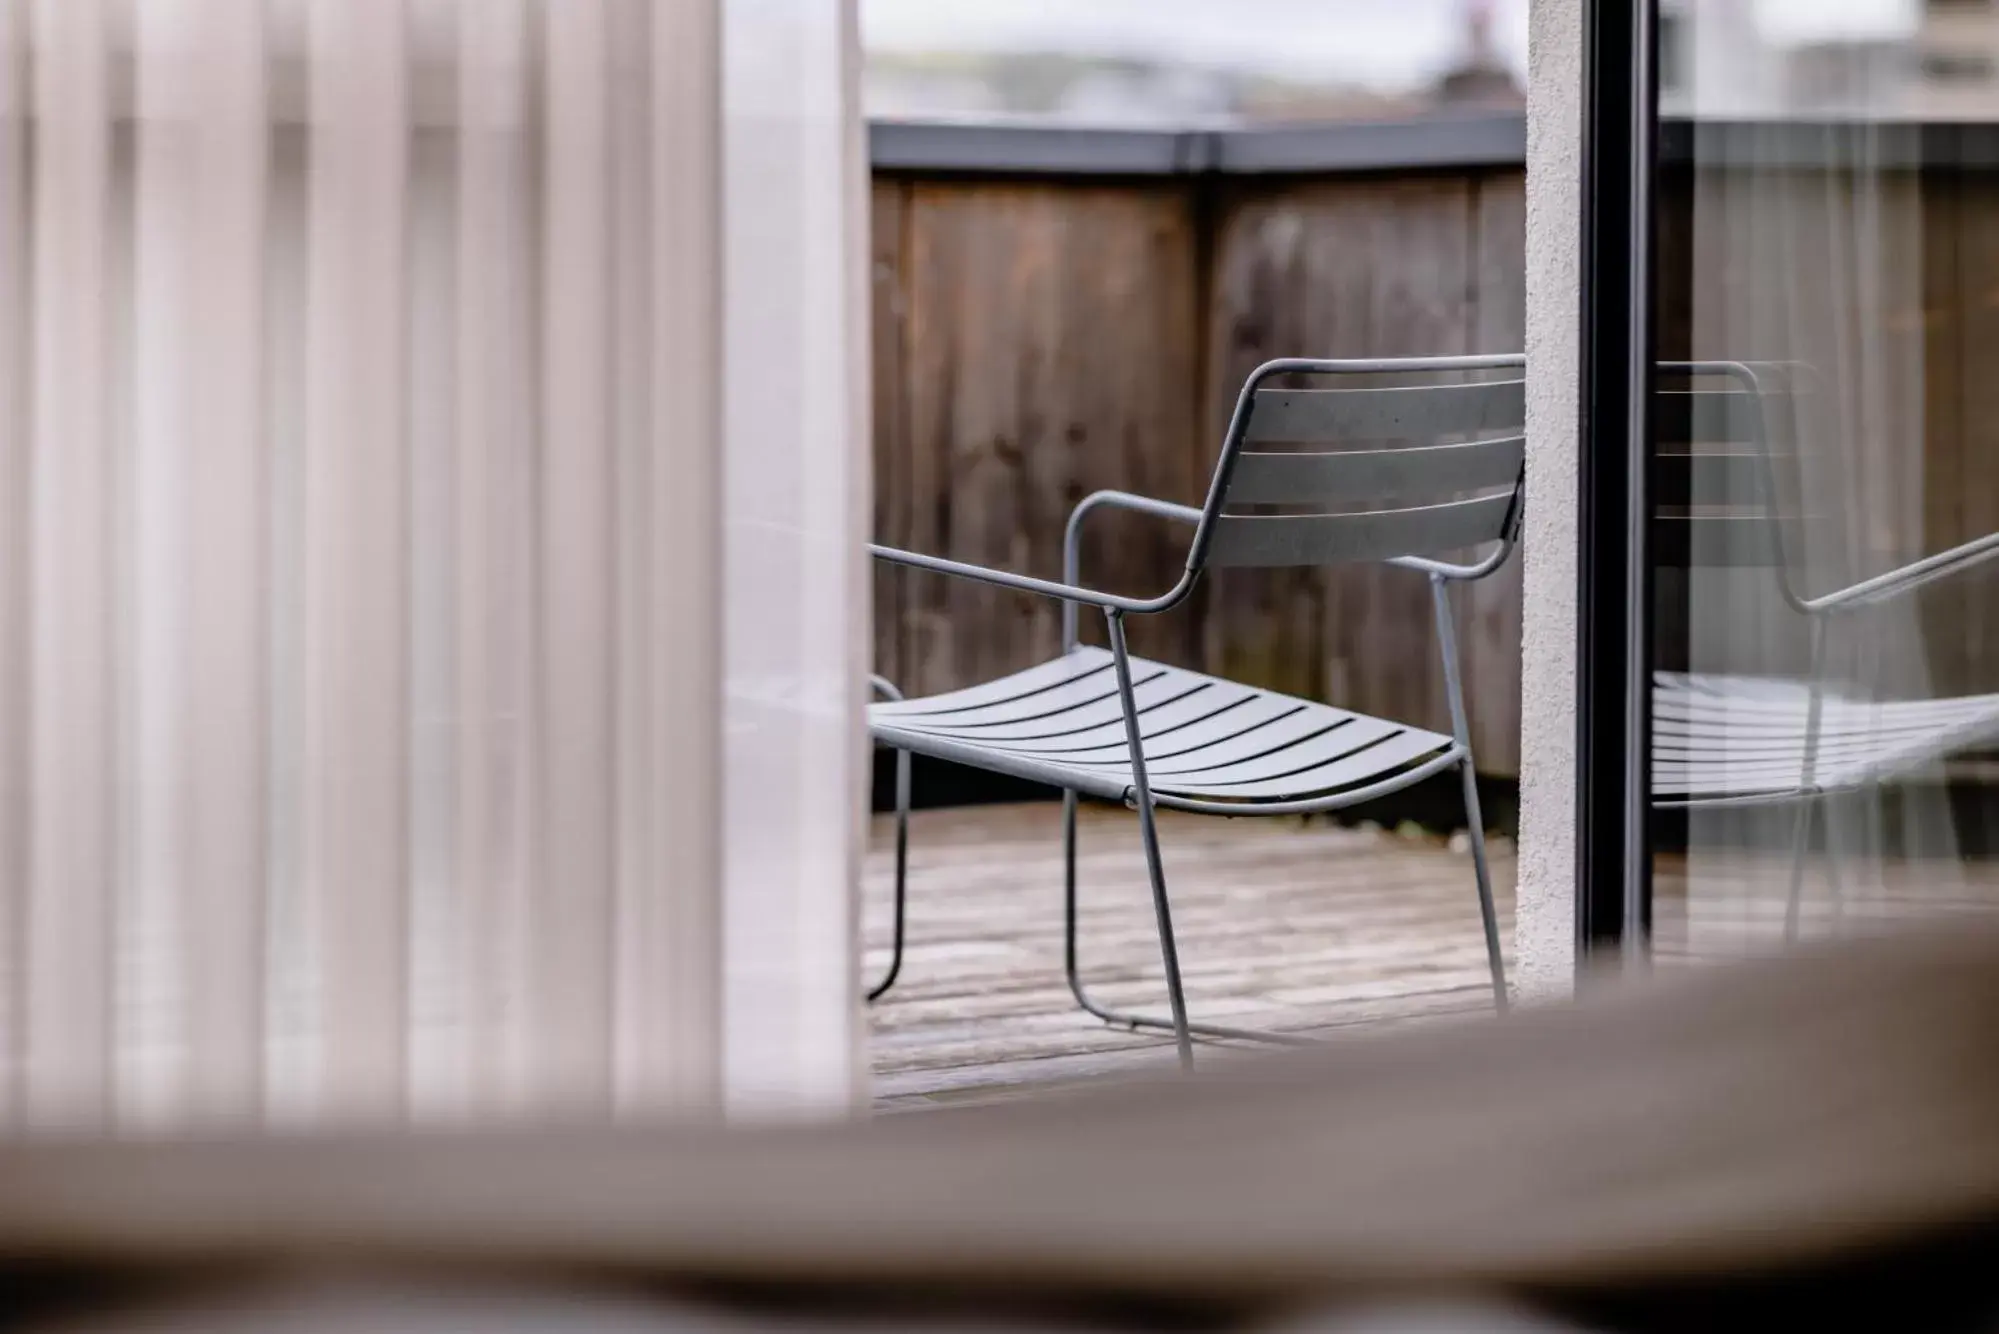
top-left (870, 179), bottom-right (911, 689)
top-left (1200, 171), bottom-right (1525, 773)
top-left (866, 803), bottom-right (1516, 1105)
top-left (875, 180), bottom-right (1203, 696)
top-left (1209, 175), bottom-right (1469, 757)
top-left (1463, 175), bottom-right (1528, 767)
top-left (1924, 168), bottom-right (1969, 699)
top-left (1955, 173), bottom-right (1999, 700)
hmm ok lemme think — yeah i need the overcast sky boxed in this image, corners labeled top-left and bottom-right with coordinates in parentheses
top-left (860, 0), bottom-right (1531, 95)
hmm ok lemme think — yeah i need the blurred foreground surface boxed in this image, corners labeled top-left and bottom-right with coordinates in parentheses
top-left (5, 922), bottom-right (1999, 1331)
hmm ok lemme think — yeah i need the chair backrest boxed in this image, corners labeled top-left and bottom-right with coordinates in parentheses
top-left (1653, 360), bottom-right (1806, 605)
top-left (1185, 356), bottom-right (1528, 577)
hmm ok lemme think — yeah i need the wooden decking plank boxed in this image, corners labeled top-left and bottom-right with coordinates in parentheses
top-left (866, 803), bottom-right (1999, 1108)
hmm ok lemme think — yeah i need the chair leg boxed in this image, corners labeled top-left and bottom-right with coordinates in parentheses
top-left (1783, 789), bottom-right (1853, 943)
top-left (1825, 785), bottom-right (1866, 926)
top-left (1783, 797), bottom-right (1817, 944)
top-left (1785, 622), bottom-right (1830, 946)
top-left (1106, 612), bottom-right (1194, 1070)
top-left (1823, 802), bottom-right (1849, 924)
top-left (1132, 789), bottom-right (1193, 1069)
top-left (1459, 755), bottom-right (1509, 1013)
top-left (866, 743), bottom-right (911, 1004)
top-left (1431, 574), bottom-right (1507, 1013)
top-left (1063, 791), bottom-right (1316, 1050)
top-left (1062, 789), bottom-right (1089, 1010)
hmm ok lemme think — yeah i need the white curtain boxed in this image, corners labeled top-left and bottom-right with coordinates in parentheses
top-left (0, 0), bottom-right (866, 1133)
top-left (720, 0), bottom-right (869, 1118)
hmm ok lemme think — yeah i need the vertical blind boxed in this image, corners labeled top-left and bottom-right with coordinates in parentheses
top-left (0, 0), bottom-right (859, 1131)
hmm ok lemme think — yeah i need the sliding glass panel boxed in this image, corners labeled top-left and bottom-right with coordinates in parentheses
top-left (1651, 0), bottom-right (1999, 962)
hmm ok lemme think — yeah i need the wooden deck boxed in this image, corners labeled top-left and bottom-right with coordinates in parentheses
top-left (864, 801), bottom-right (1999, 1109)
top-left (863, 802), bottom-right (1515, 1107)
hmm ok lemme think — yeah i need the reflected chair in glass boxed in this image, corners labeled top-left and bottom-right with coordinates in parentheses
top-left (1651, 362), bottom-right (1999, 938)
top-left (865, 355), bottom-right (1524, 1067)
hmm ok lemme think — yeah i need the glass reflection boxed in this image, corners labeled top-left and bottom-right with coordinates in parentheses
top-left (1651, 0), bottom-right (1999, 961)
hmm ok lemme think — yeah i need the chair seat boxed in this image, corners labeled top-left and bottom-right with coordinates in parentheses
top-left (1653, 671), bottom-right (1999, 802)
top-left (869, 647), bottom-right (1458, 810)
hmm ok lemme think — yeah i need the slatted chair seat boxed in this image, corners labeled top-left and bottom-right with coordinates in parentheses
top-left (1653, 671), bottom-right (1999, 803)
top-left (871, 647), bottom-right (1459, 810)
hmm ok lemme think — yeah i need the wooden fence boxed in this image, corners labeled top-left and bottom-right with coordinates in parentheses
top-left (869, 122), bottom-right (1529, 774)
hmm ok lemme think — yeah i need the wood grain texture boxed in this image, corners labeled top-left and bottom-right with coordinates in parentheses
top-left (870, 179), bottom-right (910, 690)
top-left (1922, 169), bottom-right (1966, 697)
top-left (863, 803), bottom-right (1999, 1109)
top-left (1949, 171), bottom-right (1999, 700)
top-left (887, 179), bottom-right (1202, 692)
top-left (1464, 173), bottom-right (1528, 767)
top-left (863, 801), bottom-right (1513, 1106)
top-left (1202, 172), bottom-right (1517, 766)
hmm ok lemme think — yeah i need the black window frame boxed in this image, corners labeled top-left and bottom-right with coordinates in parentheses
top-left (1576, 0), bottom-right (1658, 960)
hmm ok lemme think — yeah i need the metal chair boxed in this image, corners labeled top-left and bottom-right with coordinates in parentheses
top-left (866, 355), bottom-right (1524, 1068)
top-left (1650, 362), bottom-right (1999, 937)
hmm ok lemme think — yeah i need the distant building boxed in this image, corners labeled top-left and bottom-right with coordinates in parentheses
top-left (1659, 0), bottom-right (1999, 120)
top-left (1434, 0), bottom-right (1526, 109)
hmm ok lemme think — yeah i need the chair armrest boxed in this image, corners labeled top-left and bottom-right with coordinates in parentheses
top-left (1387, 546), bottom-right (1514, 583)
top-left (1804, 530), bottom-right (1999, 614)
top-left (870, 543), bottom-right (1192, 616)
top-left (1060, 491), bottom-right (1203, 649)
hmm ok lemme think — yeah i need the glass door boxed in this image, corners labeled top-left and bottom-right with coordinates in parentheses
top-left (1587, 0), bottom-right (1999, 962)
top-left (1651, 0), bottom-right (1999, 962)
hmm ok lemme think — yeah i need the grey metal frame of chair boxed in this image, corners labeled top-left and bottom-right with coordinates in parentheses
top-left (866, 355), bottom-right (1524, 1068)
top-left (1654, 361), bottom-right (1999, 940)
top-left (866, 674), bottom-right (911, 1003)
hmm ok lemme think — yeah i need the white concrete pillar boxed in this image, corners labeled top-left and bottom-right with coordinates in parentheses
top-left (1516, 0), bottom-right (1584, 1000)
